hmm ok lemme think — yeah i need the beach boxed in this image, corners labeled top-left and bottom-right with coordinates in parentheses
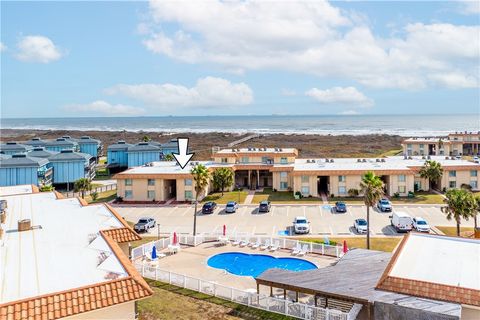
top-left (0, 129), bottom-right (403, 160)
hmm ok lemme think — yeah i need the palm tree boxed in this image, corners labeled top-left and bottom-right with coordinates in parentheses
top-left (212, 168), bottom-right (234, 196)
top-left (191, 164), bottom-right (210, 236)
top-left (419, 160), bottom-right (443, 191)
top-left (442, 188), bottom-right (476, 236)
top-left (360, 171), bottom-right (384, 249)
top-left (142, 135), bottom-right (150, 142)
top-left (474, 194), bottom-right (480, 230)
top-left (74, 178), bottom-right (92, 199)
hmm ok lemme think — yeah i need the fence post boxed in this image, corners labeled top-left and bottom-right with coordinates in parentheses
top-left (168, 271), bottom-right (172, 284)
top-left (283, 238), bottom-right (286, 249)
top-left (183, 275), bottom-right (187, 288)
top-left (321, 243), bottom-right (325, 255)
top-left (336, 246), bottom-right (339, 258)
top-left (266, 297), bottom-right (270, 311)
top-left (309, 242), bottom-right (313, 253)
top-left (155, 267), bottom-right (157, 280)
top-left (230, 288), bottom-right (234, 301)
top-left (213, 284), bottom-right (217, 297)
top-left (285, 300), bottom-right (288, 315)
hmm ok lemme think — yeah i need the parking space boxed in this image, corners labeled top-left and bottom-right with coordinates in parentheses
top-left (117, 203), bottom-right (473, 237)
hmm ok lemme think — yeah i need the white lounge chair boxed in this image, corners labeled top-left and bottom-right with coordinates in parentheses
top-left (231, 237), bottom-right (240, 246)
top-left (291, 243), bottom-right (301, 255)
top-left (298, 244), bottom-right (309, 256)
top-left (251, 239), bottom-right (261, 249)
top-left (260, 239), bottom-right (270, 250)
top-left (269, 240), bottom-right (280, 252)
top-left (239, 238), bottom-right (249, 247)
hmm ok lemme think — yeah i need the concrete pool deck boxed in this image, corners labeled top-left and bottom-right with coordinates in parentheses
top-left (141, 242), bottom-right (338, 291)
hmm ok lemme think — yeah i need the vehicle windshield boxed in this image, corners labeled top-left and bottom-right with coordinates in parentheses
top-left (417, 220), bottom-right (427, 225)
top-left (296, 219), bottom-right (307, 224)
top-left (226, 203), bottom-right (235, 207)
top-left (138, 219), bottom-right (148, 223)
top-left (337, 203), bottom-right (345, 207)
top-left (204, 203), bottom-right (212, 208)
top-left (380, 200), bottom-right (390, 204)
top-left (260, 202), bottom-right (268, 205)
top-left (357, 220), bottom-right (367, 226)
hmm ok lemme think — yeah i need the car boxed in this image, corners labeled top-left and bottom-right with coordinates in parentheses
top-left (413, 217), bottom-right (430, 232)
top-left (353, 218), bottom-right (368, 234)
top-left (134, 217), bottom-right (156, 233)
top-left (225, 201), bottom-right (238, 213)
top-left (258, 201), bottom-right (271, 213)
top-left (377, 198), bottom-right (392, 212)
top-left (293, 216), bottom-right (310, 234)
top-left (334, 201), bottom-right (347, 213)
top-left (202, 201), bottom-right (217, 214)
top-left (390, 211), bottom-right (413, 232)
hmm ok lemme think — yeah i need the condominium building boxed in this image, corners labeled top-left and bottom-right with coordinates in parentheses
top-left (114, 147), bottom-right (480, 202)
top-left (402, 131), bottom-right (480, 156)
top-left (0, 185), bottom-right (152, 319)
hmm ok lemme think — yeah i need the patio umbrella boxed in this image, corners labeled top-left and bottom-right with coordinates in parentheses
top-left (173, 232), bottom-right (178, 245)
top-left (223, 224), bottom-right (226, 236)
top-left (151, 245), bottom-right (157, 260)
top-left (343, 240), bottom-right (348, 254)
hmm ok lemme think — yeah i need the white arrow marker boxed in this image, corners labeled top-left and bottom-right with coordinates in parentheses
top-left (173, 137), bottom-right (194, 169)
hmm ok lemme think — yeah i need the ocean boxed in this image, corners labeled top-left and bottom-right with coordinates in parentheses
top-left (1, 114), bottom-right (478, 137)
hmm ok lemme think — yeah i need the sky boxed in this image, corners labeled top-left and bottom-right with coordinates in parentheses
top-left (1, 0), bottom-right (479, 118)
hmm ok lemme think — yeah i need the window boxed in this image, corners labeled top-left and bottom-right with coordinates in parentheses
top-left (301, 176), bottom-right (309, 183)
top-left (338, 186), bottom-right (346, 195)
top-left (125, 179), bottom-right (132, 186)
top-left (407, 144), bottom-right (412, 149)
top-left (301, 186), bottom-right (309, 195)
top-left (221, 158), bottom-right (228, 163)
top-left (471, 170), bottom-right (478, 177)
top-left (449, 170), bottom-right (456, 177)
top-left (280, 182), bottom-right (288, 190)
top-left (398, 175), bottom-right (406, 182)
top-left (470, 181), bottom-right (478, 189)
top-left (419, 144), bottom-right (424, 149)
top-left (280, 157), bottom-right (288, 164)
top-left (185, 179), bottom-right (192, 186)
top-left (148, 179), bottom-right (155, 186)
top-left (147, 190), bottom-right (155, 199)
top-left (184, 190), bottom-right (193, 200)
top-left (449, 181), bottom-right (456, 188)
top-left (241, 157), bottom-right (249, 163)
top-left (280, 172), bottom-right (288, 179)
top-left (398, 186), bottom-right (406, 193)
top-left (262, 156), bottom-right (268, 164)
top-left (125, 190), bottom-right (133, 199)
top-left (338, 175), bottom-right (346, 182)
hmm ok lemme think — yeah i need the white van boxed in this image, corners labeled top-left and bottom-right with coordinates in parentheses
top-left (390, 211), bottom-right (413, 232)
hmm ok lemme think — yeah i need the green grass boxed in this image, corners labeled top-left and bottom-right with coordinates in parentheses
top-left (435, 226), bottom-right (475, 238)
top-left (391, 191), bottom-right (445, 204)
top-left (85, 189), bottom-right (117, 204)
top-left (328, 197), bottom-right (365, 204)
top-left (252, 188), bottom-right (321, 204)
top-left (298, 237), bottom-right (402, 252)
top-left (202, 191), bottom-right (248, 204)
top-left (379, 149), bottom-right (403, 157)
top-left (139, 279), bottom-right (295, 320)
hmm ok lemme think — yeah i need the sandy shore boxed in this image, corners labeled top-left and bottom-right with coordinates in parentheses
top-left (0, 129), bottom-right (403, 160)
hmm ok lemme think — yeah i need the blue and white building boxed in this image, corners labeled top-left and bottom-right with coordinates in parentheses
top-left (44, 138), bottom-right (80, 152)
top-left (0, 154), bottom-right (53, 187)
top-left (48, 149), bottom-right (95, 186)
top-left (0, 142), bottom-right (32, 155)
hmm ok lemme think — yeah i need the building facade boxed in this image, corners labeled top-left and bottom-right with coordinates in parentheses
top-left (402, 131), bottom-right (480, 156)
top-left (0, 154), bottom-right (53, 187)
top-left (114, 147), bottom-right (480, 202)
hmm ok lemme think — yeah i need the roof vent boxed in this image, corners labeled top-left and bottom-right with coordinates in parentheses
top-left (62, 136), bottom-right (71, 139)
top-left (376, 159), bottom-right (380, 162)
top-left (138, 142), bottom-right (149, 146)
top-left (18, 219), bottom-right (32, 232)
top-left (362, 159), bottom-right (367, 162)
top-left (231, 148), bottom-right (236, 152)
top-left (306, 159), bottom-right (310, 163)
top-left (56, 138), bottom-right (66, 141)
top-left (381, 159), bottom-right (386, 162)
top-left (12, 154), bottom-right (27, 158)
top-left (60, 149), bottom-right (74, 153)
top-left (81, 136), bottom-right (90, 139)
top-left (330, 159), bottom-right (334, 163)
top-left (118, 141), bottom-right (126, 144)
top-left (6, 142), bottom-right (17, 145)
top-left (32, 138), bottom-right (41, 141)
top-left (33, 147), bottom-right (45, 151)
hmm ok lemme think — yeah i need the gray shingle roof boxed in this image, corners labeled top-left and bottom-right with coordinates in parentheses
top-left (48, 149), bottom-right (92, 162)
top-left (0, 154), bottom-right (49, 168)
top-left (27, 148), bottom-right (59, 159)
top-left (107, 141), bottom-right (133, 151)
top-left (44, 138), bottom-right (79, 148)
top-left (0, 142), bottom-right (32, 153)
top-left (77, 136), bottom-right (101, 144)
top-left (127, 142), bottom-right (161, 152)
top-left (24, 138), bottom-right (47, 147)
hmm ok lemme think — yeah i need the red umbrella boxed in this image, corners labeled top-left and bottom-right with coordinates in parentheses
top-left (173, 232), bottom-right (178, 245)
top-left (343, 240), bottom-right (348, 254)
top-left (223, 224), bottom-right (226, 236)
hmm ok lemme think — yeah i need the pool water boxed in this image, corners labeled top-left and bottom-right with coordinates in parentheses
top-left (207, 252), bottom-right (317, 278)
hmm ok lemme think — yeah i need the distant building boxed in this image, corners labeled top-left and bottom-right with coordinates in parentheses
top-left (48, 149), bottom-right (95, 188)
top-left (0, 154), bottom-right (53, 187)
top-left (0, 185), bottom-right (152, 319)
top-left (44, 137), bottom-right (80, 153)
top-left (0, 142), bottom-right (32, 155)
top-left (402, 131), bottom-right (480, 156)
top-left (23, 136), bottom-right (102, 160)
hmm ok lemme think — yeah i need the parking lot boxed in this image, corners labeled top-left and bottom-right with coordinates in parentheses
top-left (116, 203), bottom-right (473, 237)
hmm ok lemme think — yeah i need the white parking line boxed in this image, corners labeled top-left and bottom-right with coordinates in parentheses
top-left (251, 225), bottom-right (256, 235)
top-left (329, 226), bottom-right (333, 235)
top-left (286, 206), bottom-right (290, 217)
top-left (271, 206), bottom-right (275, 216)
top-left (272, 225), bottom-right (276, 236)
top-left (181, 207), bottom-right (191, 216)
top-left (302, 207), bottom-right (306, 218)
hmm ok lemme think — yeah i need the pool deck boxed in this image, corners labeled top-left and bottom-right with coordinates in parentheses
top-left (142, 242), bottom-right (338, 291)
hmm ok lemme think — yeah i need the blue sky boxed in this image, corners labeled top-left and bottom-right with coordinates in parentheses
top-left (1, 0), bottom-right (479, 118)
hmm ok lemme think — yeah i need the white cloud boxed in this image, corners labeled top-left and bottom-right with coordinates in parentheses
top-left (458, 0), bottom-right (480, 15)
top-left (281, 89), bottom-right (297, 96)
top-left (306, 86), bottom-right (374, 107)
top-left (65, 100), bottom-right (145, 116)
top-left (15, 35), bottom-right (63, 63)
top-left (105, 76), bottom-right (253, 108)
top-left (141, 1), bottom-right (479, 90)
top-left (428, 72), bottom-right (479, 89)
top-left (339, 110), bottom-right (360, 115)
top-left (0, 42), bottom-right (6, 52)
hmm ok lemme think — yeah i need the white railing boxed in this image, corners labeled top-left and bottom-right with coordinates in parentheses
top-left (132, 232), bottom-right (343, 260)
top-left (136, 264), bottom-right (354, 320)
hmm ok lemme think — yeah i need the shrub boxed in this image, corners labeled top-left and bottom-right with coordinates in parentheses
top-left (273, 188), bottom-right (277, 192)
top-left (39, 185), bottom-right (54, 192)
top-left (393, 192), bottom-right (400, 198)
top-left (348, 188), bottom-right (359, 197)
top-left (115, 196), bottom-right (123, 202)
top-left (330, 194), bottom-right (335, 198)
top-left (91, 191), bottom-right (98, 201)
top-left (295, 191), bottom-right (302, 198)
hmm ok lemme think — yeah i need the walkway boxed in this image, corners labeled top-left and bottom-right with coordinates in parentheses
top-left (319, 192), bottom-right (329, 204)
top-left (243, 190), bottom-right (255, 205)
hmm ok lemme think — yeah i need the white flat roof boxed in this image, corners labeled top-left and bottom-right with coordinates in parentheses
top-left (390, 233), bottom-right (480, 290)
top-left (0, 191), bottom-right (128, 304)
top-left (0, 184), bottom-right (33, 197)
top-left (123, 161), bottom-right (214, 174)
top-left (215, 147), bottom-right (296, 154)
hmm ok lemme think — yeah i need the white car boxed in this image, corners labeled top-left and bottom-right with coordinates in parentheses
top-left (413, 217), bottom-right (430, 232)
top-left (225, 201), bottom-right (239, 213)
top-left (354, 218), bottom-right (368, 234)
top-left (293, 216), bottom-right (310, 234)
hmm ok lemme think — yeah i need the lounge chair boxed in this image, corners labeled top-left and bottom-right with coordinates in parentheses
top-left (251, 239), bottom-right (261, 249)
top-left (291, 243), bottom-right (301, 255)
top-left (260, 239), bottom-right (270, 250)
top-left (297, 244), bottom-right (309, 256)
top-left (239, 238), bottom-right (249, 247)
top-left (269, 240), bottom-right (280, 252)
top-left (231, 237), bottom-right (240, 246)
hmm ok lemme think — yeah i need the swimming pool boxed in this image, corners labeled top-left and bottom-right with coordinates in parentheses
top-left (207, 252), bottom-right (317, 278)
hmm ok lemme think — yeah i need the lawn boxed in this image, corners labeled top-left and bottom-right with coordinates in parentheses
top-left (390, 191), bottom-right (445, 204)
top-left (298, 237), bottom-right (402, 252)
top-left (252, 189), bottom-right (321, 204)
top-left (139, 279), bottom-right (295, 320)
top-left (328, 197), bottom-right (365, 204)
top-left (202, 191), bottom-right (248, 204)
top-left (85, 189), bottom-right (117, 204)
top-left (379, 149), bottom-right (403, 157)
top-left (435, 226), bottom-right (475, 238)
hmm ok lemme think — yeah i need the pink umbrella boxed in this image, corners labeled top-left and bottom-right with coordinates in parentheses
top-left (223, 224), bottom-right (226, 236)
top-left (173, 232), bottom-right (178, 245)
top-left (342, 240), bottom-right (348, 254)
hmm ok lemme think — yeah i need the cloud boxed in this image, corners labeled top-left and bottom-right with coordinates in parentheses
top-left (339, 110), bottom-right (360, 115)
top-left (428, 72), bottom-right (479, 89)
top-left (281, 89), bottom-right (297, 96)
top-left (65, 100), bottom-right (145, 116)
top-left (15, 35), bottom-right (63, 63)
top-left (141, 1), bottom-right (479, 90)
top-left (306, 86), bottom-right (374, 107)
top-left (0, 42), bottom-right (6, 52)
top-left (105, 76), bottom-right (253, 108)
top-left (458, 0), bottom-right (480, 15)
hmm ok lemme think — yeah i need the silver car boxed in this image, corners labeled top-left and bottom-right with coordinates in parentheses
top-left (225, 201), bottom-right (238, 213)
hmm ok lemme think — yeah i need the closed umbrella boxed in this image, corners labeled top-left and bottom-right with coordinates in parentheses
top-left (223, 224), bottom-right (226, 236)
top-left (343, 240), bottom-right (348, 254)
top-left (151, 245), bottom-right (157, 260)
top-left (173, 232), bottom-right (178, 245)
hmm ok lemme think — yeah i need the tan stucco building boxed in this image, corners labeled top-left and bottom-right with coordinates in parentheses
top-left (114, 147), bottom-right (480, 202)
top-left (402, 131), bottom-right (480, 156)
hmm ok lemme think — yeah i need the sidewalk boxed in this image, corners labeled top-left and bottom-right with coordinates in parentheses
top-left (243, 190), bottom-right (255, 204)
